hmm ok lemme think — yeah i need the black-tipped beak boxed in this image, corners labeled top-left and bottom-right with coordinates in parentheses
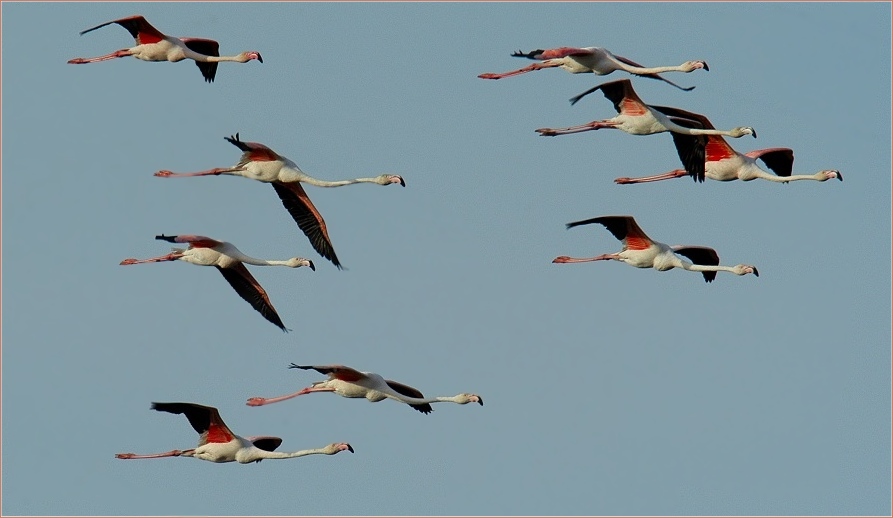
top-left (477, 397), bottom-right (484, 406)
top-left (399, 177), bottom-right (406, 187)
top-left (347, 444), bottom-right (355, 453)
top-left (257, 54), bottom-right (264, 63)
top-left (751, 130), bottom-right (757, 138)
top-left (308, 261), bottom-right (316, 271)
top-left (702, 62), bottom-right (710, 72)
top-left (752, 267), bottom-right (759, 277)
top-left (837, 171), bottom-right (844, 182)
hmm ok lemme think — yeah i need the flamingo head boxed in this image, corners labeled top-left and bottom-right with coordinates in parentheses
top-left (732, 126), bottom-right (757, 138)
top-left (287, 258), bottom-right (315, 270)
top-left (685, 60), bottom-right (709, 72)
top-left (818, 170), bottom-right (843, 182)
top-left (328, 442), bottom-right (354, 454)
top-left (376, 174), bottom-right (406, 187)
top-left (458, 393), bottom-right (484, 406)
top-left (733, 264), bottom-right (759, 277)
top-left (241, 51), bottom-right (263, 63)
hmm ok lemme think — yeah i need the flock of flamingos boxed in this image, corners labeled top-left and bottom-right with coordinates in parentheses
top-left (68, 14), bottom-right (841, 466)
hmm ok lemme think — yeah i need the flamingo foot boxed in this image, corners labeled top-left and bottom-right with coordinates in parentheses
top-left (245, 397), bottom-right (268, 407)
top-left (115, 453), bottom-right (136, 459)
top-left (477, 73), bottom-right (501, 80)
top-left (614, 177), bottom-right (633, 184)
top-left (67, 58), bottom-right (88, 64)
top-left (119, 258), bottom-right (140, 265)
top-left (155, 170), bottom-right (173, 177)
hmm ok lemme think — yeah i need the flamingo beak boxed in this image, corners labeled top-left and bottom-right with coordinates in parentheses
top-left (345, 444), bottom-right (355, 453)
top-left (477, 396), bottom-right (484, 406)
top-left (701, 61), bottom-right (710, 72)
top-left (256, 53), bottom-right (264, 63)
top-left (752, 267), bottom-right (760, 277)
top-left (307, 260), bottom-right (316, 271)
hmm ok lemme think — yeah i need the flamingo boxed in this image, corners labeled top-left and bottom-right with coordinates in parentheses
top-left (119, 234), bottom-right (314, 331)
top-left (614, 112), bottom-right (842, 185)
top-left (552, 216), bottom-right (759, 282)
top-left (246, 364), bottom-right (484, 414)
top-left (478, 47), bottom-right (707, 91)
top-left (115, 402), bottom-right (353, 463)
top-left (67, 15), bottom-right (262, 83)
top-left (154, 133), bottom-right (405, 269)
top-left (536, 79), bottom-right (756, 139)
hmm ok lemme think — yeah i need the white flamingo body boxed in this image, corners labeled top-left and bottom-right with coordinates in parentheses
top-left (614, 112), bottom-right (842, 185)
top-left (115, 402), bottom-right (353, 464)
top-left (552, 216), bottom-right (759, 282)
top-left (67, 15), bottom-right (262, 82)
top-left (119, 234), bottom-right (314, 331)
top-left (247, 364), bottom-right (484, 414)
top-left (537, 79), bottom-right (756, 139)
top-left (479, 47), bottom-right (707, 91)
top-left (155, 133), bottom-right (404, 269)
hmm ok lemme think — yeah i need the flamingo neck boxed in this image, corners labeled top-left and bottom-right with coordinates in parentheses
top-left (297, 175), bottom-right (384, 188)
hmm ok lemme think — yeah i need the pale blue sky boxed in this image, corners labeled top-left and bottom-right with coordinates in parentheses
top-left (2, 2), bottom-right (891, 516)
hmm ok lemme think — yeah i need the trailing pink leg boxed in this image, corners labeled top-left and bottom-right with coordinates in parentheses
top-left (115, 449), bottom-right (194, 460)
top-left (552, 254), bottom-right (617, 264)
top-left (246, 386), bottom-right (335, 407)
top-left (478, 61), bottom-right (561, 80)
top-left (67, 49), bottom-right (132, 64)
top-left (155, 167), bottom-right (246, 178)
top-left (536, 121), bottom-right (617, 136)
top-left (119, 253), bottom-right (184, 265)
top-left (615, 169), bottom-right (688, 184)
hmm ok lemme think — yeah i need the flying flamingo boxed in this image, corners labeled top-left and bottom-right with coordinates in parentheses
top-left (246, 364), bottom-right (484, 414)
top-left (552, 216), bottom-right (759, 282)
top-left (119, 234), bottom-right (314, 331)
top-left (537, 79), bottom-right (755, 139)
top-left (155, 133), bottom-right (405, 269)
top-left (614, 112), bottom-right (843, 185)
top-left (67, 15), bottom-right (262, 83)
top-left (478, 47), bottom-right (707, 91)
top-left (115, 402), bottom-right (353, 463)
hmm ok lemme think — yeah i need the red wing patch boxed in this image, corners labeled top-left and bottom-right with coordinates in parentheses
top-left (205, 423), bottom-right (234, 443)
top-left (186, 239), bottom-right (220, 249)
top-left (624, 236), bottom-right (651, 251)
top-left (247, 148), bottom-right (279, 162)
top-left (704, 137), bottom-right (736, 162)
top-left (539, 47), bottom-right (592, 59)
top-left (620, 98), bottom-right (648, 116)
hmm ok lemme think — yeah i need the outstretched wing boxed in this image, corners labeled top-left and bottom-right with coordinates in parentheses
top-left (566, 215), bottom-right (653, 251)
top-left (569, 79), bottom-right (643, 113)
top-left (662, 116), bottom-right (707, 183)
top-left (155, 234), bottom-right (221, 248)
top-left (216, 263), bottom-right (287, 331)
top-left (150, 402), bottom-right (235, 446)
top-left (271, 182), bottom-right (342, 269)
top-left (289, 364), bottom-right (367, 382)
top-left (80, 15), bottom-right (165, 45)
top-left (247, 436), bottom-right (284, 452)
top-left (672, 245), bottom-right (719, 283)
top-left (385, 379), bottom-right (433, 414)
top-left (181, 38), bottom-right (220, 83)
top-left (224, 133), bottom-right (280, 167)
top-left (746, 148), bottom-right (794, 178)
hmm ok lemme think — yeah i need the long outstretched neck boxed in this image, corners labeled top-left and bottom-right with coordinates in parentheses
top-left (615, 170), bottom-right (688, 184)
top-left (234, 254), bottom-right (295, 267)
top-left (756, 170), bottom-right (843, 183)
top-left (257, 447), bottom-right (337, 459)
top-left (246, 386), bottom-right (333, 406)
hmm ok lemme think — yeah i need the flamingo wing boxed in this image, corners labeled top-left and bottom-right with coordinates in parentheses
top-left (224, 133), bottom-right (280, 166)
top-left (672, 245), bottom-right (720, 283)
top-left (247, 436), bottom-right (284, 452)
top-left (569, 79), bottom-right (642, 112)
top-left (567, 215), bottom-right (653, 251)
top-left (215, 263), bottom-right (286, 331)
top-left (271, 182), bottom-right (342, 269)
top-left (746, 148), bottom-right (794, 177)
top-left (155, 234), bottom-right (221, 248)
top-left (150, 402), bottom-right (236, 445)
top-left (511, 47), bottom-right (594, 60)
top-left (385, 380), bottom-right (433, 414)
top-left (652, 107), bottom-right (739, 164)
top-left (289, 364), bottom-right (367, 382)
top-left (181, 38), bottom-right (220, 83)
top-left (662, 116), bottom-right (708, 182)
top-left (80, 15), bottom-right (166, 45)
top-left (611, 54), bottom-right (695, 91)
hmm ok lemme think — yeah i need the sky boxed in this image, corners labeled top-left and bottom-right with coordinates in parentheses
top-left (1, 2), bottom-right (891, 516)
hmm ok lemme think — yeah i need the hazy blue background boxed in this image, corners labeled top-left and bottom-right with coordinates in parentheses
top-left (2, 2), bottom-right (890, 516)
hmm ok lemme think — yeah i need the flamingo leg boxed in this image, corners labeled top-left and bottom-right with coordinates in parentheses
top-left (615, 169), bottom-right (688, 184)
top-left (155, 167), bottom-right (247, 178)
top-left (115, 449), bottom-right (194, 460)
top-left (246, 386), bottom-right (335, 407)
top-left (552, 254), bottom-right (617, 264)
top-left (478, 61), bottom-right (562, 80)
top-left (67, 49), bottom-right (132, 64)
top-left (536, 120), bottom-right (617, 136)
top-left (119, 252), bottom-right (184, 265)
